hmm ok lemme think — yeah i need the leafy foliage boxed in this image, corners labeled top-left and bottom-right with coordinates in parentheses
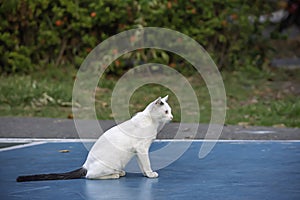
top-left (0, 0), bottom-right (274, 74)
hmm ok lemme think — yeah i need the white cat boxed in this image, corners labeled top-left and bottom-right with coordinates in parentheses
top-left (17, 95), bottom-right (173, 182)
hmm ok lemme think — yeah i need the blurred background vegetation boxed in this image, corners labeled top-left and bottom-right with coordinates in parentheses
top-left (0, 0), bottom-right (299, 127)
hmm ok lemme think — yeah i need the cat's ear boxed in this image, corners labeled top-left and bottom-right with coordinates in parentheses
top-left (154, 97), bottom-right (164, 105)
top-left (162, 95), bottom-right (169, 102)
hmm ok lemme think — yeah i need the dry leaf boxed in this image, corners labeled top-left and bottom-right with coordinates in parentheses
top-left (272, 124), bottom-right (286, 128)
top-left (67, 113), bottom-right (73, 119)
top-left (59, 150), bottom-right (70, 153)
top-left (238, 122), bottom-right (250, 128)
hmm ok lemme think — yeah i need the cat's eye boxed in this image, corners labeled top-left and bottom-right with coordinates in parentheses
top-left (165, 110), bottom-right (168, 114)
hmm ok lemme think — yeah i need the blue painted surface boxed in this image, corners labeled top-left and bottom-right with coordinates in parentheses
top-left (1, 141), bottom-right (300, 200)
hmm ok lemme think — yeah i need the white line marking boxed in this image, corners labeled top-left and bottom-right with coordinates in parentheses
top-left (155, 139), bottom-right (300, 143)
top-left (0, 138), bottom-right (300, 144)
top-left (0, 138), bottom-right (96, 143)
top-left (0, 138), bottom-right (299, 152)
top-left (0, 142), bottom-right (46, 152)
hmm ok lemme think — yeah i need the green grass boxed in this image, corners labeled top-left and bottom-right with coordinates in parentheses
top-left (0, 67), bottom-right (299, 127)
top-left (224, 69), bottom-right (300, 127)
top-left (0, 67), bottom-right (75, 118)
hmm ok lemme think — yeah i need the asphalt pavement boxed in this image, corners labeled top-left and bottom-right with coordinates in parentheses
top-left (0, 117), bottom-right (299, 140)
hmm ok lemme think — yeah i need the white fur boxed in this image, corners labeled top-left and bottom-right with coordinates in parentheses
top-left (83, 95), bottom-right (173, 179)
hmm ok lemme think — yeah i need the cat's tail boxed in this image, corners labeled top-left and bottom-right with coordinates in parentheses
top-left (16, 167), bottom-right (87, 182)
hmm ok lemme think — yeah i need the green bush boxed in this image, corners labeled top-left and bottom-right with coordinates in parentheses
top-left (0, 0), bottom-right (274, 74)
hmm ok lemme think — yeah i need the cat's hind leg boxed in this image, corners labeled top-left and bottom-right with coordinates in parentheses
top-left (98, 174), bottom-right (120, 180)
top-left (87, 173), bottom-right (120, 180)
top-left (92, 171), bottom-right (125, 179)
top-left (119, 170), bottom-right (126, 177)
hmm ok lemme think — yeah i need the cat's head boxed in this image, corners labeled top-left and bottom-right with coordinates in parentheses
top-left (146, 95), bottom-right (173, 122)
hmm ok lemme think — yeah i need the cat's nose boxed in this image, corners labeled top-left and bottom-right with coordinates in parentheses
top-left (170, 115), bottom-right (173, 120)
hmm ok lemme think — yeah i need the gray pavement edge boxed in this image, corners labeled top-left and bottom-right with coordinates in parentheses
top-left (0, 117), bottom-right (299, 140)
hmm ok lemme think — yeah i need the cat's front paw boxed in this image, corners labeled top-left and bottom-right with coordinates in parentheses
top-left (145, 171), bottom-right (159, 178)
